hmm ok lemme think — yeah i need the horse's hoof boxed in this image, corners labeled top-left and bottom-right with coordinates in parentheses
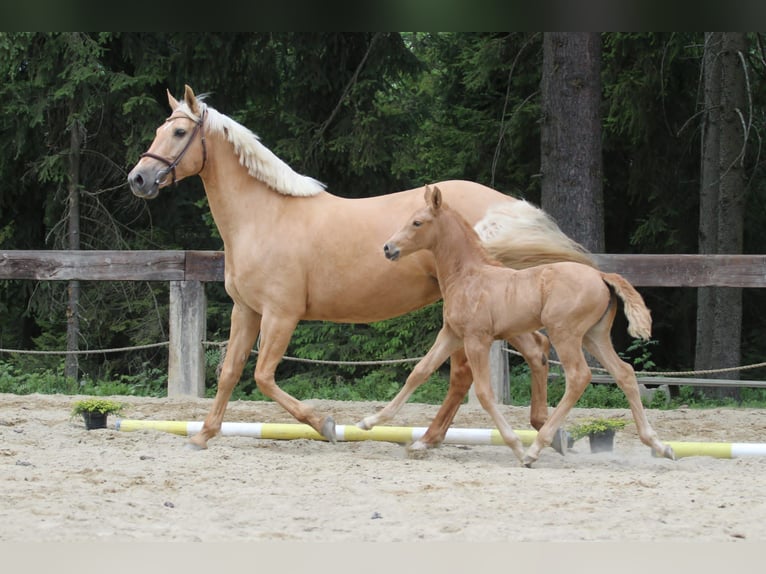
top-left (664, 446), bottom-right (676, 461)
top-left (321, 417), bottom-right (337, 444)
top-left (406, 443), bottom-right (429, 459)
top-left (551, 428), bottom-right (570, 455)
top-left (186, 440), bottom-right (207, 451)
top-left (522, 454), bottom-right (537, 468)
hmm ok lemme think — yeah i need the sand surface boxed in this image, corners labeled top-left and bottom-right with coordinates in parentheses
top-left (2, 392), bottom-right (766, 542)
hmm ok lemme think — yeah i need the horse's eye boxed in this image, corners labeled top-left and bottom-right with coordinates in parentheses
top-left (174, 128), bottom-right (187, 137)
top-left (413, 220), bottom-right (422, 227)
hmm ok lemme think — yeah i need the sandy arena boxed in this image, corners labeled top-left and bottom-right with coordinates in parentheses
top-left (2, 392), bottom-right (766, 542)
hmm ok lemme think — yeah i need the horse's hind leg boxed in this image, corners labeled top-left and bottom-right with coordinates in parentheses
top-left (584, 328), bottom-right (675, 460)
top-left (522, 335), bottom-right (592, 467)
top-left (189, 304), bottom-right (261, 450)
top-left (357, 326), bottom-right (461, 432)
top-left (413, 330), bottom-right (551, 452)
top-left (409, 347), bottom-right (472, 451)
top-left (508, 332), bottom-right (550, 430)
top-left (254, 312), bottom-right (337, 442)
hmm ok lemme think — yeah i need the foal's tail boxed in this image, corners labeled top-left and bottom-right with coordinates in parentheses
top-left (474, 201), bottom-right (596, 270)
top-left (601, 273), bottom-right (652, 340)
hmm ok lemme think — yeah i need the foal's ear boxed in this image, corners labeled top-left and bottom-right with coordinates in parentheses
top-left (167, 89), bottom-right (180, 111)
top-left (184, 84), bottom-right (201, 116)
top-left (431, 186), bottom-right (443, 212)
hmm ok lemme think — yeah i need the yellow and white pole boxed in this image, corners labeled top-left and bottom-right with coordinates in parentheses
top-left (115, 419), bottom-right (537, 446)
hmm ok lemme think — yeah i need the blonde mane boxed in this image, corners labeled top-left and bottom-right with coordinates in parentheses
top-left (176, 98), bottom-right (326, 197)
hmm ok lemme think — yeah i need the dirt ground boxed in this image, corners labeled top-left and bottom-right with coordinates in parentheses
top-left (2, 392), bottom-right (766, 542)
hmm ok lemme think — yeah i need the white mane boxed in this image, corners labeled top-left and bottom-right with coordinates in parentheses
top-left (176, 99), bottom-right (326, 197)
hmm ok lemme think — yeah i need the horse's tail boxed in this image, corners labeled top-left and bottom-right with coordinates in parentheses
top-left (600, 273), bottom-right (652, 340)
top-left (474, 201), bottom-right (596, 270)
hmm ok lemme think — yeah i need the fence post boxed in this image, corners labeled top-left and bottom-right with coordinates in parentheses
top-left (168, 280), bottom-right (207, 397)
top-left (468, 340), bottom-right (510, 404)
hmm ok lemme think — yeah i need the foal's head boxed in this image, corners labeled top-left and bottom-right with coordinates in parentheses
top-left (384, 185), bottom-right (445, 261)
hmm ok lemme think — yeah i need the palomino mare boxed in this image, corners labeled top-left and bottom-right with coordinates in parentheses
top-left (360, 186), bottom-right (675, 466)
top-left (127, 85), bottom-right (593, 451)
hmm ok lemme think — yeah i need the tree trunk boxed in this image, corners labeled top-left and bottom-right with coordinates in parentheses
top-left (696, 32), bottom-right (747, 399)
top-left (540, 32), bottom-right (604, 252)
top-left (695, 33), bottom-right (722, 377)
top-left (65, 116), bottom-right (82, 381)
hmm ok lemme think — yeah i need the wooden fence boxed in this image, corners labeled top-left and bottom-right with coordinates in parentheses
top-left (1, 250), bottom-right (765, 398)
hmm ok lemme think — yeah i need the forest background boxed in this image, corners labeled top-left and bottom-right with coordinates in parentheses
top-left (0, 32), bottom-right (765, 402)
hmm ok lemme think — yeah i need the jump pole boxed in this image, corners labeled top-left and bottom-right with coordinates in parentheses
top-left (659, 441), bottom-right (766, 459)
top-left (115, 419), bottom-right (537, 446)
top-left (115, 420), bottom-right (766, 459)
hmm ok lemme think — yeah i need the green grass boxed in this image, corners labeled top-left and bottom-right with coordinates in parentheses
top-left (2, 359), bottom-right (765, 410)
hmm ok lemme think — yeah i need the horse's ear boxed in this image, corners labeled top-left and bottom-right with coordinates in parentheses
top-left (184, 84), bottom-right (200, 115)
top-left (424, 184), bottom-right (433, 206)
top-left (431, 186), bottom-right (443, 212)
top-left (167, 89), bottom-right (179, 111)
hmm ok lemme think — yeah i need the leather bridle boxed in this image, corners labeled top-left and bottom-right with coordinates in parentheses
top-left (140, 109), bottom-right (208, 186)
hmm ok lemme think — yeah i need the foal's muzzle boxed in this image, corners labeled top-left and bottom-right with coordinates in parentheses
top-left (383, 242), bottom-right (400, 261)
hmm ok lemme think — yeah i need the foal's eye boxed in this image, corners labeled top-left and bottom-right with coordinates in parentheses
top-left (413, 220), bottom-right (422, 227)
top-left (174, 128), bottom-right (187, 137)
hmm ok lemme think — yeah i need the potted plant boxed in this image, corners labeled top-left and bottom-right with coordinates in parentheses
top-left (568, 417), bottom-right (629, 453)
top-left (71, 398), bottom-right (125, 430)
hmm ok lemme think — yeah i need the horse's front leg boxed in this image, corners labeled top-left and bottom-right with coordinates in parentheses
top-left (253, 312), bottom-right (336, 442)
top-left (189, 304), bottom-right (261, 450)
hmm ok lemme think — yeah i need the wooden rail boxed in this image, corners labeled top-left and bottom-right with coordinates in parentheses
top-left (1, 250), bottom-right (764, 397)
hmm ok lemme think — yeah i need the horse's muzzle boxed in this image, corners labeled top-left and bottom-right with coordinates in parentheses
top-left (127, 167), bottom-right (161, 199)
top-left (383, 242), bottom-right (400, 261)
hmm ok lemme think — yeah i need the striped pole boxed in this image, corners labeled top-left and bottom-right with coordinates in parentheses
top-left (661, 441), bottom-right (766, 459)
top-left (114, 420), bottom-right (765, 459)
top-left (115, 419), bottom-right (537, 446)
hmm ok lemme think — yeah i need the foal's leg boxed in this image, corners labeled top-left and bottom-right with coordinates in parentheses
top-left (253, 311), bottom-right (336, 442)
top-left (189, 304), bottom-right (261, 450)
top-left (410, 347), bottom-right (472, 450)
top-left (463, 337), bottom-right (526, 463)
top-left (507, 332), bottom-right (551, 430)
top-left (414, 331), bottom-right (552, 451)
top-left (584, 329), bottom-right (675, 460)
top-left (357, 327), bottom-right (462, 430)
top-left (522, 335), bottom-right (592, 467)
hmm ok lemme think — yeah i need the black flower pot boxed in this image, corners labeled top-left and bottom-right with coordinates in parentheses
top-left (82, 411), bottom-right (108, 430)
top-left (587, 429), bottom-right (615, 453)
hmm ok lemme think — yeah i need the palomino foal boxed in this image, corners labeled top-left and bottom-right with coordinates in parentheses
top-left (358, 185), bottom-right (675, 467)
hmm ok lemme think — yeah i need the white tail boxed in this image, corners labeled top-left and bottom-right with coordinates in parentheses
top-left (474, 202), bottom-right (595, 270)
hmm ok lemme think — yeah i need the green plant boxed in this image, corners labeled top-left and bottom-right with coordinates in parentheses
top-left (70, 398), bottom-right (125, 417)
top-left (568, 417), bottom-right (629, 441)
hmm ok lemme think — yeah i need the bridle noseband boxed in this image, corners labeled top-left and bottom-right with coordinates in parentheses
top-left (140, 110), bottom-right (208, 186)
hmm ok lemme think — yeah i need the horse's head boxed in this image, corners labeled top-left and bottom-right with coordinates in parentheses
top-left (383, 185), bottom-right (443, 261)
top-left (128, 84), bottom-right (208, 199)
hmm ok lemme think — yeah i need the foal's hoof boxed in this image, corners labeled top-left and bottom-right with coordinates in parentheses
top-left (356, 418), bottom-right (372, 431)
top-left (550, 428), bottom-right (570, 456)
top-left (663, 445), bottom-right (676, 461)
top-left (321, 416), bottom-right (337, 444)
top-left (521, 455), bottom-right (537, 468)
